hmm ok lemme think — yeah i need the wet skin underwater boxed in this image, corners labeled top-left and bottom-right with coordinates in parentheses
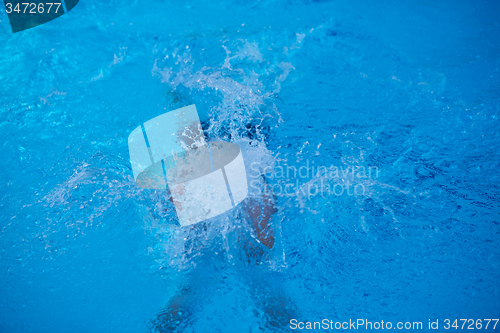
top-left (1, 0), bottom-right (499, 332)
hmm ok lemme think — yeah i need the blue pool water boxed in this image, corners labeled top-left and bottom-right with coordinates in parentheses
top-left (1, 0), bottom-right (499, 332)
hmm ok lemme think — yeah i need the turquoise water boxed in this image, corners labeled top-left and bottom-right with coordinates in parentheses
top-left (1, 0), bottom-right (499, 332)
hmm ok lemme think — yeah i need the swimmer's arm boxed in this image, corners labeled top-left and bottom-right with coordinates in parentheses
top-left (243, 191), bottom-right (276, 249)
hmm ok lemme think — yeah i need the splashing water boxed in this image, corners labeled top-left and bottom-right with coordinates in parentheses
top-left (1, 0), bottom-right (499, 332)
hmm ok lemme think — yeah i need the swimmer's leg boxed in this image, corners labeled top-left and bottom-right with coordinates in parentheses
top-left (240, 176), bottom-right (278, 263)
top-left (258, 292), bottom-right (297, 331)
top-left (149, 287), bottom-right (195, 333)
top-left (239, 267), bottom-right (298, 331)
top-left (242, 180), bottom-right (299, 328)
top-left (243, 194), bottom-right (276, 250)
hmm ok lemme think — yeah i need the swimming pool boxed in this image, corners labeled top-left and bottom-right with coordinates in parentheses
top-left (1, 0), bottom-right (499, 332)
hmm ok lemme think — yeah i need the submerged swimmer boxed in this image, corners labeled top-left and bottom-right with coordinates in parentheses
top-left (147, 120), bottom-right (295, 331)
